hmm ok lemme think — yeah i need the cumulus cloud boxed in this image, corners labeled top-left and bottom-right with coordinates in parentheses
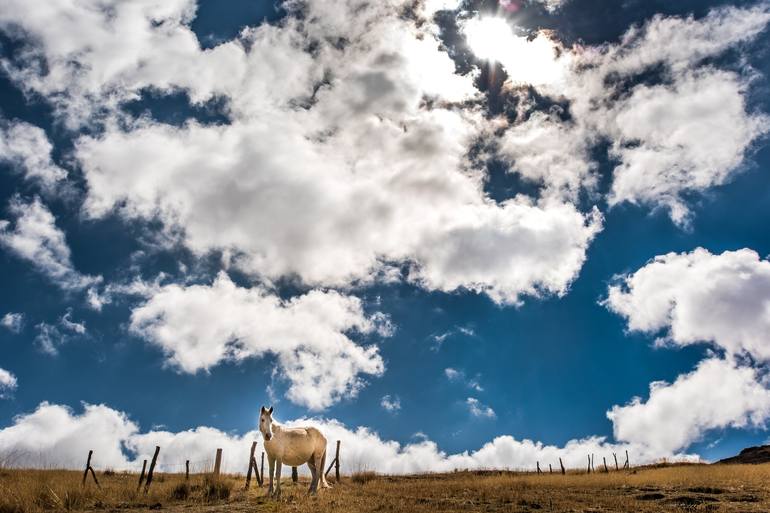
top-left (380, 395), bottom-right (401, 412)
top-left (0, 119), bottom-right (67, 190)
top-left (0, 197), bottom-right (101, 291)
top-left (1, 313), bottom-right (24, 333)
top-left (608, 358), bottom-right (770, 454)
top-left (0, 0), bottom-right (597, 306)
top-left (0, 0), bottom-right (203, 125)
top-left (605, 248), bottom-right (770, 360)
top-left (579, 5), bottom-right (770, 223)
top-left (74, 113), bottom-right (601, 308)
top-left (0, 368), bottom-right (17, 398)
top-left (605, 70), bottom-right (768, 224)
top-left (604, 247), bottom-right (770, 453)
top-left (0, 401), bottom-right (695, 473)
top-left (129, 272), bottom-right (389, 410)
top-left (491, 4), bottom-right (770, 222)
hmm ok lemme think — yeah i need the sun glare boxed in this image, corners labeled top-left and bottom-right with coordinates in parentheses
top-left (464, 16), bottom-right (569, 87)
top-left (464, 17), bottom-right (514, 63)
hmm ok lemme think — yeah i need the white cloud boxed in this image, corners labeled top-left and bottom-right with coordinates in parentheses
top-left (0, 0), bottom-right (602, 306)
top-left (0, 0), bottom-right (201, 125)
top-left (605, 248), bottom-right (770, 361)
top-left (490, 5), bottom-right (770, 223)
top-left (498, 111), bottom-right (596, 202)
top-left (0, 197), bottom-right (101, 291)
top-left (1, 313), bottom-right (24, 333)
top-left (605, 70), bottom-right (768, 225)
top-left (570, 5), bottom-right (770, 223)
top-left (75, 106), bottom-right (601, 307)
top-left (535, 0), bottom-right (567, 12)
top-left (129, 272), bottom-right (389, 410)
top-left (0, 119), bottom-right (67, 190)
top-left (380, 394), bottom-right (401, 412)
top-left (592, 4), bottom-right (770, 76)
top-left (60, 310), bottom-right (86, 335)
top-left (466, 397), bottom-right (496, 419)
top-left (0, 401), bottom-right (696, 473)
top-left (445, 368), bottom-right (483, 391)
top-left (430, 325), bottom-right (476, 350)
top-left (33, 310), bottom-right (88, 356)
top-left (605, 248), bottom-right (770, 454)
top-left (0, 368), bottom-right (17, 398)
top-left (0, 402), bottom-right (139, 469)
top-left (608, 358), bottom-right (770, 455)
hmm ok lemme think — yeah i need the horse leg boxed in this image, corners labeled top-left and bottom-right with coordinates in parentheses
top-left (274, 460), bottom-right (283, 498)
top-left (307, 458), bottom-right (318, 495)
top-left (313, 450), bottom-right (325, 492)
top-left (320, 449), bottom-right (331, 488)
top-left (267, 455), bottom-right (275, 497)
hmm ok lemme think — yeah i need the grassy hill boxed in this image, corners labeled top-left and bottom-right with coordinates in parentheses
top-left (2, 463), bottom-right (770, 512)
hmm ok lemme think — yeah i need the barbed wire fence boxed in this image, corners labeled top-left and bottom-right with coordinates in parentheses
top-left (78, 440), bottom-right (346, 492)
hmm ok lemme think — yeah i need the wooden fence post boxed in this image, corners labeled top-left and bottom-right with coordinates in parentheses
top-left (613, 453), bottom-right (619, 471)
top-left (559, 457), bottom-right (565, 475)
top-left (325, 441), bottom-right (342, 481)
top-left (624, 450), bottom-right (629, 469)
top-left (82, 450), bottom-right (92, 485)
top-left (82, 450), bottom-right (100, 488)
top-left (144, 446), bottom-right (160, 494)
top-left (245, 442), bottom-right (257, 489)
top-left (335, 440), bottom-right (341, 483)
top-left (185, 460), bottom-right (190, 481)
top-left (291, 466), bottom-right (298, 483)
top-left (586, 455), bottom-right (591, 473)
top-left (536, 461), bottom-right (542, 475)
top-left (259, 452), bottom-right (265, 486)
top-left (603, 457), bottom-right (608, 473)
top-left (549, 464), bottom-right (552, 474)
top-left (213, 448), bottom-right (223, 478)
top-left (137, 459), bottom-right (147, 491)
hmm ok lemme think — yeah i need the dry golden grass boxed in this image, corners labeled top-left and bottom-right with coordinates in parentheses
top-left (0, 469), bottom-right (239, 513)
top-left (3, 463), bottom-right (770, 512)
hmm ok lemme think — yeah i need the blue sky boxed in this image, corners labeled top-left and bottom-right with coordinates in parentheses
top-left (1, 0), bottom-right (770, 472)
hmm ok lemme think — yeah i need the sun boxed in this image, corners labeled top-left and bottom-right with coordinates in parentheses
top-left (464, 16), bottom-right (569, 87)
top-left (464, 17), bottom-right (515, 64)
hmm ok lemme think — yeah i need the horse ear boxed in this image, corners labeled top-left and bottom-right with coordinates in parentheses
top-left (260, 406), bottom-right (265, 413)
top-left (268, 406), bottom-right (273, 414)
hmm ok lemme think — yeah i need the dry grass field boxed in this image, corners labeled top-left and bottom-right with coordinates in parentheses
top-left (2, 464), bottom-right (770, 513)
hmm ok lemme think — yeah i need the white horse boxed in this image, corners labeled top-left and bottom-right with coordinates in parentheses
top-left (259, 406), bottom-right (330, 497)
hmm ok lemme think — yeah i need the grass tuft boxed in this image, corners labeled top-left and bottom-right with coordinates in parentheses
top-left (350, 470), bottom-right (377, 485)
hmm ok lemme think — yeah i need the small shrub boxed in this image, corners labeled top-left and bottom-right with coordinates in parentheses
top-left (351, 471), bottom-right (377, 485)
top-left (203, 478), bottom-right (231, 502)
top-left (170, 482), bottom-right (190, 501)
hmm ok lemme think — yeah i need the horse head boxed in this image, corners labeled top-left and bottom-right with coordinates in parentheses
top-left (259, 405), bottom-right (274, 441)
